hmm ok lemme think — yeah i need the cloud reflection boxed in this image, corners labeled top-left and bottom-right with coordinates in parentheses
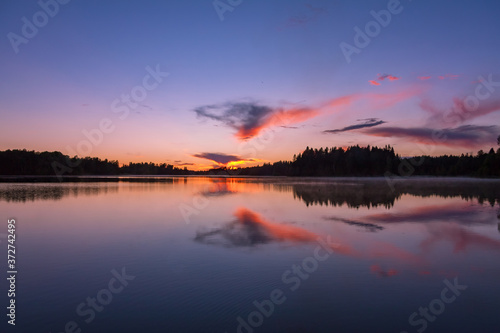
top-left (195, 207), bottom-right (353, 256)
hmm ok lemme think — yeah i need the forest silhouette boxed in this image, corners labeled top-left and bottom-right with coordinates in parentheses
top-left (1, 144), bottom-right (500, 178)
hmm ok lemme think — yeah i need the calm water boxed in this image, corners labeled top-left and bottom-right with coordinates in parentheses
top-left (1, 177), bottom-right (500, 333)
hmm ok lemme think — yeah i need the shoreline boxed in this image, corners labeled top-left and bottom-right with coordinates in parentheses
top-left (1, 175), bottom-right (500, 183)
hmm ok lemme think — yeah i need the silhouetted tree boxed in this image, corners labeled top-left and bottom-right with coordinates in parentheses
top-left (2, 145), bottom-right (500, 178)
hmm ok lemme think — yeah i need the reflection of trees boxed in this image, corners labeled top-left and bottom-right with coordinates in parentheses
top-left (291, 183), bottom-right (398, 208)
top-left (288, 179), bottom-right (500, 208)
top-left (199, 179), bottom-right (238, 197)
top-left (0, 184), bottom-right (119, 202)
top-left (0, 177), bottom-right (178, 202)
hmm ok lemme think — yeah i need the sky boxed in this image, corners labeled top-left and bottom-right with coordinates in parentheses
top-left (1, 0), bottom-right (500, 170)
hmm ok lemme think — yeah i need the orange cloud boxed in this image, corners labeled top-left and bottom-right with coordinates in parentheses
top-left (235, 107), bottom-right (319, 140)
top-left (194, 87), bottom-right (421, 141)
top-left (233, 208), bottom-right (425, 262)
top-left (369, 80), bottom-right (381, 86)
top-left (234, 208), bottom-right (318, 243)
top-left (248, 88), bottom-right (420, 139)
top-left (418, 76), bottom-right (432, 80)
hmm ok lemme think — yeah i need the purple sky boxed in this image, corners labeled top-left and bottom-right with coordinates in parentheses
top-left (1, 0), bottom-right (499, 169)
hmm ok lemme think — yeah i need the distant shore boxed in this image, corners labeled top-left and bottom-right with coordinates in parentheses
top-left (1, 175), bottom-right (500, 183)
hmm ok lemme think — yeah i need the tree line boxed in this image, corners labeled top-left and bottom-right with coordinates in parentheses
top-left (0, 150), bottom-right (192, 176)
top-left (232, 145), bottom-right (500, 177)
top-left (1, 145), bottom-right (500, 177)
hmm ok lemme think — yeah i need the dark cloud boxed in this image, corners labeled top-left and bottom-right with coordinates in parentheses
top-left (194, 102), bottom-right (272, 130)
top-left (193, 101), bottom-right (317, 140)
top-left (192, 152), bottom-right (244, 165)
top-left (365, 124), bottom-right (499, 147)
top-left (324, 118), bottom-right (386, 133)
top-left (194, 219), bottom-right (272, 247)
top-left (193, 102), bottom-right (274, 139)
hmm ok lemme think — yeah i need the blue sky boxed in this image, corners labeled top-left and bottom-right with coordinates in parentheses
top-left (1, 0), bottom-right (500, 168)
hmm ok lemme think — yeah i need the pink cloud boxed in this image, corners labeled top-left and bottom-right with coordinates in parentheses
top-left (194, 87), bottom-right (422, 141)
top-left (436, 74), bottom-right (460, 80)
top-left (418, 76), bottom-right (432, 80)
top-left (378, 74), bottom-right (400, 81)
top-left (365, 86), bottom-right (423, 109)
top-left (421, 97), bottom-right (500, 126)
top-left (370, 74), bottom-right (401, 85)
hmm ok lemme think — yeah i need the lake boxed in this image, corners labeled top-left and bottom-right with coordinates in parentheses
top-left (1, 177), bottom-right (500, 333)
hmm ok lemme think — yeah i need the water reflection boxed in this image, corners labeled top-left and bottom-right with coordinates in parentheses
top-left (3, 177), bottom-right (500, 332)
top-left (195, 208), bottom-right (321, 247)
top-left (0, 178), bottom-right (182, 202)
top-left (370, 264), bottom-right (398, 277)
top-left (421, 223), bottom-right (500, 254)
top-left (323, 217), bottom-right (385, 232)
top-left (290, 178), bottom-right (500, 208)
top-left (1, 177), bottom-right (499, 208)
top-left (363, 203), bottom-right (493, 225)
top-left (291, 183), bottom-right (398, 208)
top-left (0, 183), bottom-right (119, 202)
top-left (195, 201), bottom-right (500, 280)
top-left (199, 179), bottom-right (239, 197)
top-left (195, 207), bottom-right (424, 265)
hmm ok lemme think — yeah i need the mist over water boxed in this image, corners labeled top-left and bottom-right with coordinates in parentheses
top-left (1, 177), bottom-right (499, 332)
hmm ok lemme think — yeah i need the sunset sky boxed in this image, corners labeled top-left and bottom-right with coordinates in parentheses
top-left (1, 0), bottom-right (500, 170)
